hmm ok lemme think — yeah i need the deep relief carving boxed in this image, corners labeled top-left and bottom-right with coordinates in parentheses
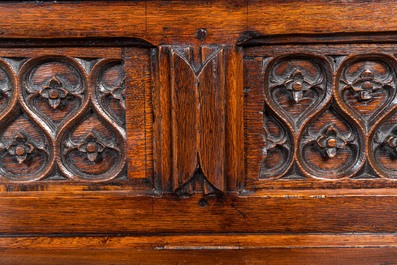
top-left (22, 59), bottom-right (85, 132)
top-left (370, 112), bottom-right (397, 179)
top-left (5, 132), bottom-right (37, 164)
top-left (0, 110), bottom-right (52, 181)
top-left (0, 65), bottom-right (13, 115)
top-left (298, 105), bottom-right (363, 179)
top-left (385, 128), bottom-right (397, 156)
top-left (39, 77), bottom-right (70, 109)
top-left (316, 125), bottom-right (348, 159)
top-left (266, 57), bottom-right (330, 130)
top-left (343, 69), bottom-right (383, 101)
top-left (260, 108), bottom-right (293, 179)
top-left (60, 109), bottom-right (125, 180)
top-left (244, 47), bottom-right (397, 185)
top-left (96, 62), bottom-right (126, 125)
top-left (337, 58), bottom-right (397, 130)
top-left (284, 69), bottom-right (318, 103)
top-left (75, 132), bottom-right (108, 163)
top-left (0, 54), bottom-right (128, 183)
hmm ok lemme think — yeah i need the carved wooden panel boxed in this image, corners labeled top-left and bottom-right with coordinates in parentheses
top-left (244, 42), bottom-right (397, 190)
top-left (0, 46), bottom-right (153, 191)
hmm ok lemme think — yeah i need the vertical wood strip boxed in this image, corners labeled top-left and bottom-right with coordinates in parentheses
top-left (198, 48), bottom-right (225, 191)
top-left (170, 48), bottom-right (199, 190)
top-left (225, 46), bottom-right (244, 191)
top-left (154, 47), bottom-right (173, 191)
top-left (125, 47), bottom-right (150, 180)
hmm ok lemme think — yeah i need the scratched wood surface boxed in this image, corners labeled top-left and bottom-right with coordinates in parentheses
top-left (0, 0), bottom-right (396, 263)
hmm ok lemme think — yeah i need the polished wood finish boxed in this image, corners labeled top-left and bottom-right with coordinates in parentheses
top-left (0, 0), bottom-right (396, 263)
top-left (1, 192), bottom-right (397, 234)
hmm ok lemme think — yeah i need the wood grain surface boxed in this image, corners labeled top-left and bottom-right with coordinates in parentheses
top-left (0, 0), bottom-right (396, 263)
top-left (0, 1), bottom-right (396, 44)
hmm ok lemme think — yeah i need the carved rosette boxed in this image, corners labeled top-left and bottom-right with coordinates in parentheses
top-left (59, 109), bottom-right (125, 181)
top-left (4, 132), bottom-right (36, 164)
top-left (0, 110), bottom-right (52, 181)
top-left (243, 52), bottom-right (390, 181)
top-left (57, 58), bottom-right (126, 181)
top-left (39, 77), bottom-right (69, 109)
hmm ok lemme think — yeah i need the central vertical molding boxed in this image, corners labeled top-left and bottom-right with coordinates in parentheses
top-left (156, 45), bottom-right (229, 195)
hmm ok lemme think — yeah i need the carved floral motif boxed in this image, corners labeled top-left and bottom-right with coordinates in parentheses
top-left (266, 57), bottom-right (329, 131)
top-left (337, 59), bottom-right (396, 131)
top-left (77, 132), bottom-right (107, 162)
top-left (39, 76), bottom-right (69, 109)
top-left (284, 69), bottom-right (313, 103)
top-left (96, 63), bottom-right (126, 126)
top-left (341, 69), bottom-right (386, 101)
top-left (316, 125), bottom-right (347, 158)
top-left (385, 134), bottom-right (397, 155)
top-left (98, 77), bottom-right (126, 109)
top-left (0, 56), bottom-right (128, 182)
top-left (64, 130), bottom-right (118, 164)
top-left (381, 125), bottom-right (397, 158)
top-left (23, 60), bottom-right (86, 130)
top-left (1, 132), bottom-right (35, 164)
top-left (371, 122), bottom-right (397, 178)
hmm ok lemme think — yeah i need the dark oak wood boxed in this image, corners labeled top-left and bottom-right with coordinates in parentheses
top-left (0, 0), bottom-right (396, 263)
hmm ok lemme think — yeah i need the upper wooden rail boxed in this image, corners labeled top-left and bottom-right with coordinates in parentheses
top-left (0, 1), bottom-right (396, 45)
